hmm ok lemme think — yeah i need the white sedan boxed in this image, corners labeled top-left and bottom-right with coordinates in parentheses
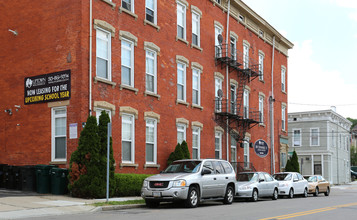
top-left (273, 172), bottom-right (308, 198)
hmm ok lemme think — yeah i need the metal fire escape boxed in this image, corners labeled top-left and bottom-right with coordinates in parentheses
top-left (214, 42), bottom-right (261, 144)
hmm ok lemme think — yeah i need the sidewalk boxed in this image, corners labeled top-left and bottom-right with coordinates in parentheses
top-left (0, 189), bottom-right (143, 219)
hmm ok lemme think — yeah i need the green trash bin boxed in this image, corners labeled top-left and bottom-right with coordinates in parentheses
top-left (50, 168), bottom-right (69, 195)
top-left (35, 165), bottom-right (57, 194)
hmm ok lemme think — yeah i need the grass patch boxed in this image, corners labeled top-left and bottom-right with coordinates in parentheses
top-left (92, 199), bottom-right (145, 207)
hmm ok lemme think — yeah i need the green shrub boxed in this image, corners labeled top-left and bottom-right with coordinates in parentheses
top-left (181, 141), bottom-right (190, 159)
top-left (167, 141), bottom-right (191, 165)
top-left (114, 173), bottom-right (152, 197)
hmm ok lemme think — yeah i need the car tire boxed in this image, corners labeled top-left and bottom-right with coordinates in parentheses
top-left (314, 187), bottom-right (319, 197)
top-left (185, 186), bottom-right (199, 208)
top-left (251, 189), bottom-right (258, 202)
top-left (288, 188), bottom-right (294, 199)
top-left (223, 185), bottom-right (234, 204)
top-left (324, 187), bottom-right (330, 196)
top-left (303, 188), bottom-right (308, 198)
top-left (145, 200), bottom-right (160, 208)
top-left (272, 188), bottom-right (278, 200)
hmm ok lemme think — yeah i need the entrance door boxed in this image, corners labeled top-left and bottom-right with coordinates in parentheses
top-left (314, 164), bottom-right (322, 175)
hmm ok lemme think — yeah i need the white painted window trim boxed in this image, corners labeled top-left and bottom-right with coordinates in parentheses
top-left (122, 0), bottom-right (134, 13)
top-left (51, 107), bottom-right (67, 162)
top-left (192, 10), bottom-right (200, 47)
top-left (145, 48), bottom-right (157, 94)
top-left (192, 68), bottom-right (201, 106)
top-left (177, 123), bottom-right (187, 144)
top-left (121, 113), bottom-right (135, 163)
top-left (95, 108), bottom-right (112, 124)
top-left (215, 76), bottom-right (223, 112)
top-left (145, 118), bottom-right (157, 164)
top-left (243, 137), bottom-right (250, 166)
top-left (215, 131), bottom-right (222, 159)
top-left (145, 0), bottom-right (157, 25)
top-left (230, 136), bottom-right (237, 162)
top-left (282, 105), bottom-right (286, 131)
top-left (259, 95), bottom-right (264, 123)
top-left (259, 52), bottom-right (264, 81)
top-left (281, 66), bottom-right (286, 92)
top-left (243, 89), bottom-right (249, 119)
top-left (230, 35), bottom-right (237, 60)
top-left (192, 126), bottom-right (201, 159)
top-left (121, 38), bottom-right (135, 87)
top-left (293, 129), bottom-right (302, 147)
top-left (177, 2), bottom-right (186, 40)
top-left (310, 127), bottom-right (320, 146)
top-left (96, 28), bottom-right (111, 81)
top-left (243, 42), bottom-right (250, 69)
top-left (177, 62), bottom-right (187, 102)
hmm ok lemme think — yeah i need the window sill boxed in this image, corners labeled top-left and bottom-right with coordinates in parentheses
top-left (94, 77), bottom-right (116, 88)
top-left (144, 20), bottom-right (160, 32)
top-left (100, 0), bottom-right (116, 9)
top-left (120, 163), bottom-right (139, 169)
top-left (192, 104), bottom-right (203, 111)
top-left (259, 79), bottom-right (265, 83)
top-left (191, 44), bottom-right (203, 52)
top-left (119, 84), bottom-right (139, 94)
top-left (282, 91), bottom-right (287, 95)
top-left (259, 123), bottom-right (266, 127)
top-left (50, 161), bottom-right (66, 165)
top-left (144, 91), bottom-right (161, 100)
top-left (119, 7), bottom-right (138, 20)
top-left (176, 36), bottom-right (189, 46)
top-left (144, 164), bottom-right (161, 170)
top-left (176, 99), bottom-right (189, 107)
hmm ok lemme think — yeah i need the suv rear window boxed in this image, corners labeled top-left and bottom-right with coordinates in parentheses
top-left (221, 161), bottom-right (233, 173)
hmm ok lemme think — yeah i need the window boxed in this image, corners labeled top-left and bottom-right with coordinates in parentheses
top-left (214, 25), bottom-right (223, 57)
top-left (231, 136), bottom-right (237, 162)
top-left (96, 29), bottom-right (111, 80)
top-left (192, 11), bottom-right (200, 47)
top-left (280, 152), bottom-right (287, 168)
top-left (122, 0), bottom-right (134, 12)
top-left (146, 119), bottom-right (157, 164)
top-left (177, 62), bottom-right (186, 101)
top-left (95, 108), bottom-right (111, 124)
top-left (230, 84), bottom-right (236, 114)
top-left (52, 107), bottom-right (67, 161)
top-left (122, 114), bottom-right (135, 163)
top-left (192, 127), bottom-right (200, 159)
top-left (177, 2), bottom-right (186, 40)
top-left (293, 129), bottom-right (301, 146)
top-left (121, 39), bottom-right (134, 87)
top-left (259, 30), bottom-right (264, 38)
top-left (259, 96), bottom-right (264, 123)
top-left (243, 43), bottom-right (249, 69)
top-left (177, 124), bottom-right (186, 144)
top-left (215, 131), bottom-right (222, 159)
top-left (243, 139), bottom-right (250, 168)
top-left (215, 77), bottom-right (223, 112)
top-left (145, 0), bottom-right (156, 24)
top-left (281, 67), bottom-right (286, 92)
top-left (215, 0), bottom-right (221, 4)
top-left (230, 36), bottom-right (237, 60)
top-left (145, 49), bottom-right (157, 93)
top-left (259, 52), bottom-right (264, 80)
top-left (192, 68), bottom-right (200, 105)
top-left (282, 105), bottom-right (286, 131)
top-left (243, 89), bottom-right (249, 119)
top-left (239, 14), bottom-right (245, 22)
top-left (310, 128), bottom-right (319, 146)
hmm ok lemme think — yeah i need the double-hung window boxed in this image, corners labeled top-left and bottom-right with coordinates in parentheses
top-left (52, 107), bottom-right (67, 162)
top-left (214, 25), bottom-right (223, 57)
top-left (192, 68), bottom-right (200, 106)
top-left (95, 108), bottom-right (111, 124)
top-left (230, 36), bottom-right (237, 60)
top-left (177, 62), bottom-right (186, 101)
top-left (282, 105), bottom-right (286, 131)
top-left (259, 96), bottom-right (264, 123)
top-left (192, 127), bottom-right (200, 159)
top-left (192, 11), bottom-right (200, 47)
top-left (243, 89), bottom-right (249, 119)
top-left (231, 136), bottom-right (237, 162)
top-left (146, 119), bottom-right (157, 164)
top-left (121, 39), bottom-right (134, 87)
top-left (281, 67), bottom-right (286, 92)
top-left (145, 0), bottom-right (156, 24)
top-left (122, 114), bottom-right (135, 163)
top-left (177, 2), bottom-right (186, 40)
top-left (310, 128), bottom-right (319, 146)
top-left (230, 84), bottom-right (236, 114)
top-left (215, 77), bottom-right (223, 112)
top-left (243, 42), bottom-right (249, 69)
top-left (259, 52), bottom-right (264, 80)
top-left (177, 124), bottom-right (186, 144)
top-left (215, 131), bottom-right (222, 159)
top-left (96, 29), bottom-right (111, 80)
top-left (122, 0), bottom-right (134, 12)
top-left (293, 129), bottom-right (301, 146)
top-left (145, 49), bottom-right (157, 93)
top-left (243, 139), bottom-right (250, 168)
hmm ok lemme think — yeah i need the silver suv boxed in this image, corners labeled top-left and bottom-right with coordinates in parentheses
top-left (141, 159), bottom-right (236, 208)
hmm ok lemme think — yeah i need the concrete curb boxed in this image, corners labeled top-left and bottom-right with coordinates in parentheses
top-left (100, 204), bottom-right (146, 211)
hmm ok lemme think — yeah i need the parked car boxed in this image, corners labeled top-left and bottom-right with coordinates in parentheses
top-left (273, 172), bottom-right (308, 198)
top-left (141, 159), bottom-right (236, 208)
top-left (351, 170), bottom-right (357, 181)
top-left (304, 175), bottom-right (330, 196)
top-left (235, 172), bottom-right (279, 202)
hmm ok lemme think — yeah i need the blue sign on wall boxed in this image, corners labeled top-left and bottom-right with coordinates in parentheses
top-left (254, 139), bottom-right (269, 158)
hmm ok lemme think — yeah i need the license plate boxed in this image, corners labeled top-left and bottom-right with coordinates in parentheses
top-left (152, 192), bottom-right (161, 197)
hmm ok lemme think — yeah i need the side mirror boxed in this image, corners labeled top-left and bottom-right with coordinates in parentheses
top-left (201, 169), bottom-right (212, 175)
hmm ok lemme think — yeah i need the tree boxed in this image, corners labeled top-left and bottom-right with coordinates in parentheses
top-left (351, 146), bottom-right (357, 166)
top-left (285, 150), bottom-right (300, 173)
top-left (167, 141), bottom-right (191, 165)
top-left (180, 140), bottom-right (190, 159)
top-left (347, 117), bottom-right (357, 130)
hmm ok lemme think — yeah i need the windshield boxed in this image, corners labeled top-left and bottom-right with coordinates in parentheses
top-left (237, 173), bottom-right (258, 182)
top-left (163, 161), bottom-right (202, 173)
top-left (273, 173), bottom-right (292, 181)
top-left (307, 176), bottom-right (317, 182)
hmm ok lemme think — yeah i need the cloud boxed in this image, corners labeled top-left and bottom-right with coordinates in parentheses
top-left (288, 40), bottom-right (357, 118)
top-left (330, 0), bottom-right (357, 22)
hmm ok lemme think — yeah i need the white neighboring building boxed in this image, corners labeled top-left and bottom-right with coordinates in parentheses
top-left (288, 110), bottom-right (352, 184)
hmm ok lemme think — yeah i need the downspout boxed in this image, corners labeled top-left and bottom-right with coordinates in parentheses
top-left (89, 0), bottom-right (93, 116)
top-left (226, 0), bottom-right (231, 161)
top-left (270, 36), bottom-right (275, 174)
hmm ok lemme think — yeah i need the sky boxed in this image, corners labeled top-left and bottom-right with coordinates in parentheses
top-left (244, 0), bottom-right (357, 119)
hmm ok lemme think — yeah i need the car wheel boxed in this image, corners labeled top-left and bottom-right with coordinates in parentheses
top-left (272, 188), bottom-right (278, 200)
top-left (303, 188), bottom-right (308, 198)
top-left (288, 188), bottom-right (294, 199)
top-left (324, 187), bottom-right (330, 196)
top-left (314, 187), bottom-right (319, 197)
top-left (185, 186), bottom-right (199, 208)
top-left (223, 185), bottom-right (234, 204)
top-left (251, 189), bottom-right (258, 202)
top-left (145, 200), bottom-right (160, 208)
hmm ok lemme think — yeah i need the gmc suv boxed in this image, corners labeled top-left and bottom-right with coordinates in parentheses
top-left (141, 159), bottom-right (236, 208)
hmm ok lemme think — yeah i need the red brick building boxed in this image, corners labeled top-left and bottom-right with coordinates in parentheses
top-left (0, 0), bottom-right (293, 174)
